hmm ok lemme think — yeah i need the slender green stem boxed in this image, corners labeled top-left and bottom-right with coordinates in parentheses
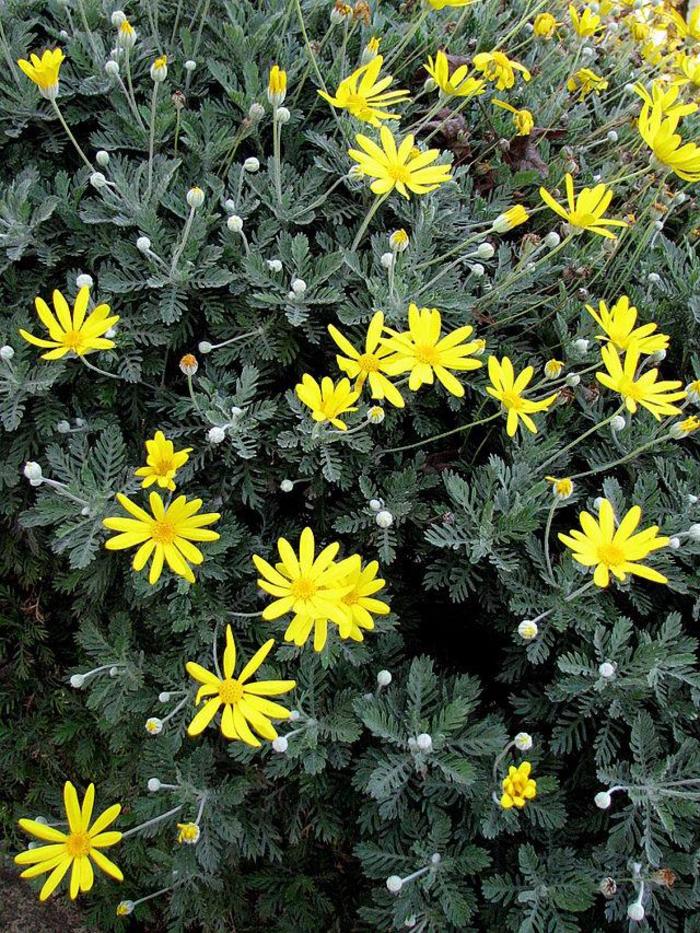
top-left (121, 805), bottom-right (183, 839)
top-left (124, 50), bottom-right (145, 130)
top-left (543, 499), bottom-right (557, 586)
top-left (351, 193), bottom-right (388, 251)
top-left (170, 0), bottom-right (184, 45)
top-left (186, 374), bottom-right (203, 413)
top-left (80, 355), bottom-right (123, 380)
top-left (171, 207), bottom-right (196, 274)
top-left (272, 107), bottom-right (283, 206)
top-left (380, 412), bottom-right (501, 456)
top-left (174, 109), bottom-right (181, 155)
top-left (146, 82), bottom-right (161, 199)
top-left (570, 433), bottom-right (672, 481)
top-left (192, 0), bottom-right (211, 63)
top-left (50, 100), bottom-right (94, 172)
top-left (76, 0), bottom-right (101, 62)
top-left (538, 405), bottom-right (624, 472)
top-left (384, 8), bottom-right (428, 71)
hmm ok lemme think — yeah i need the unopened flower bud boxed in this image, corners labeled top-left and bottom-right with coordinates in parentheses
top-left (116, 900), bottom-right (134, 917)
top-left (198, 341), bottom-right (213, 354)
top-left (476, 242), bottom-right (495, 260)
top-left (187, 186), bottom-right (204, 208)
top-left (386, 875), bottom-right (403, 893)
top-left (376, 509), bottom-right (393, 529)
top-left (150, 55), bottom-right (168, 82)
top-left (275, 106), bottom-right (291, 124)
top-left (687, 523), bottom-right (700, 540)
top-left (179, 354), bottom-right (198, 375)
top-left (544, 231), bottom-right (561, 249)
top-left (24, 461), bottom-right (43, 483)
top-left (594, 790), bottom-right (612, 809)
top-left (272, 736), bottom-right (288, 752)
top-left (105, 59), bottom-right (120, 76)
top-left (137, 236), bottom-right (151, 252)
top-left (599, 661), bottom-right (616, 678)
top-left (470, 263), bottom-right (485, 277)
top-left (227, 214), bottom-right (244, 233)
top-left (158, 692), bottom-right (171, 702)
top-left (147, 778), bottom-right (162, 791)
top-left (668, 536), bottom-right (680, 549)
top-left (606, 130), bottom-right (618, 143)
top-left (291, 277), bottom-right (307, 294)
top-left (208, 426), bottom-right (226, 444)
top-left (145, 717), bottom-right (163, 735)
top-left (267, 259), bottom-right (283, 272)
top-left (518, 619), bottom-right (538, 640)
top-left (96, 150), bottom-right (110, 167)
top-left (544, 359), bottom-right (564, 379)
top-left (0, 345), bottom-right (14, 361)
top-left (380, 252), bottom-right (394, 269)
top-left (650, 349), bottom-right (666, 363)
top-left (573, 338), bottom-right (589, 353)
top-left (599, 877), bottom-right (617, 898)
top-left (377, 670), bottom-right (392, 687)
top-left (280, 479), bottom-right (294, 492)
top-left (244, 157), bottom-right (260, 172)
top-left (111, 10), bottom-right (126, 26)
top-left (367, 405), bottom-right (385, 424)
top-left (369, 499), bottom-right (382, 511)
top-left (565, 373), bottom-right (581, 387)
top-left (389, 228), bottom-right (409, 252)
top-left (514, 732), bottom-right (533, 751)
top-left (647, 272), bottom-right (661, 283)
top-left (69, 674), bottom-right (85, 688)
top-left (56, 420), bottom-right (71, 434)
top-left (627, 904), bottom-right (645, 922)
top-left (76, 274), bottom-right (93, 289)
top-left (90, 172), bottom-right (108, 189)
top-left (416, 732), bottom-right (432, 751)
top-left (184, 60), bottom-right (196, 72)
top-left (248, 101), bottom-right (265, 121)
top-left (611, 415), bottom-right (626, 432)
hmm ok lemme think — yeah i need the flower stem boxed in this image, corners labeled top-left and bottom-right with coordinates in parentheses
top-left (50, 100), bottom-right (94, 172)
top-left (121, 805), bottom-right (183, 839)
top-left (80, 355), bottom-right (123, 380)
top-left (170, 206), bottom-right (196, 274)
top-left (380, 412), bottom-right (501, 456)
top-left (538, 405), bottom-right (624, 472)
top-left (146, 82), bottom-right (161, 199)
top-left (272, 107), bottom-right (283, 206)
top-left (351, 193), bottom-right (388, 251)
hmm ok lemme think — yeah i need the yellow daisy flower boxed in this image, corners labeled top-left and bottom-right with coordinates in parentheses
top-left (533, 12), bottom-right (558, 38)
top-left (348, 125), bottom-right (452, 199)
top-left (318, 56), bottom-right (410, 127)
top-left (568, 4), bottom-right (602, 37)
top-left (558, 498), bottom-right (669, 587)
top-left (637, 101), bottom-right (700, 183)
top-left (500, 761), bottom-right (537, 809)
top-left (486, 356), bottom-right (558, 436)
top-left (492, 99), bottom-right (534, 135)
top-left (15, 782), bottom-right (122, 901)
top-left (380, 304), bottom-right (483, 398)
top-left (673, 53), bottom-right (700, 91)
top-left (186, 625), bottom-right (295, 746)
top-left (335, 554), bottom-right (390, 641)
top-left (103, 492), bottom-right (220, 585)
top-left (426, 0), bottom-right (477, 8)
top-left (17, 48), bottom-right (64, 98)
top-left (585, 295), bottom-right (669, 354)
top-left (295, 374), bottom-right (360, 430)
top-left (19, 287), bottom-right (119, 361)
top-left (267, 64), bottom-right (287, 105)
top-left (134, 430), bottom-right (192, 491)
top-left (424, 50), bottom-right (486, 98)
top-left (632, 80), bottom-right (697, 119)
top-left (328, 311), bottom-right (405, 408)
top-left (566, 68), bottom-right (608, 100)
top-left (596, 343), bottom-right (686, 419)
top-left (539, 174), bottom-right (628, 239)
top-left (472, 50), bottom-right (531, 91)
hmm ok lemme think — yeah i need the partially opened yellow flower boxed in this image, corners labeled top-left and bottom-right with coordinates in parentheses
top-left (186, 626), bottom-right (295, 746)
top-left (486, 356), bottom-right (558, 436)
top-left (328, 311), bottom-right (405, 407)
top-left (533, 12), bottom-right (558, 38)
top-left (426, 0), bottom-right (477, 8)
top-left (380, 304), bottom-right (483, 397)
top-left (472, 50), bottom-right (531, 90)
top-left (492, 99), bottom-right (534, 135)
top-left (637, 101), bottom-right (700, 182)
top-left (335, 554), bottom-right (390, 641)
top-left (500, 762), bottom-right (537, 809)
top-left (15, 782), bottom-right (122, 901)
top-left (633, 80), bottom-right (697, 119)
top-left (663, 6), bottom-right (700, 42)
top-left (539, 174), bottom-right (627, 239)
top-left (103, 492), bottom-right (220, 585)
top-left (558, 498), bottom-right (669, 587)
top-left (585, 295), bottom-right (669, 354)
top-left (134, 431), bottom-right (192, 491)
top-left (348, 126), bottom-right (452, 199)
top-left (267, 64), bottom-right (287, 105)
top-left (318, 56), bottom-right (410, 126)
top-left (17, 48), bottom-right (64, 98)
top-left (295, 374), bottom-right (360, 430)
top-left (19, 287), bottom-right (119, 361)
top-left (567, 68), bottom-right (608, 99)
top-left (596, 343), bottom-right (686, 419)
top-left (424, 50), bottom-right (486, 98)
top-left (673, 53), bottom-right (700, 90)
top-left (568, 5), bottom-right (602, 37)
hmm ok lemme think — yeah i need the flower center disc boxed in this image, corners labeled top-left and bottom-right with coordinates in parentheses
top-left (151, 520), bottom-right (176, 544)
top-left (63, 330), bottom-right (84, 350)
top-left (389, 164), bottom-right (411, 183)
top-left (598, 543), bottom-right (625, 567)
top-left (357, 353), bottom-right (380, 373)
top-left (66, 831), bottom-right (91, 858)
top-left (415, 344), bottom-right (438, 365)
top-left (501, 390), bottom-right (524, 410)
top-left (291, 577), bottom-right (317, 600)
top-left (219, 679), bottom-right (244, 704)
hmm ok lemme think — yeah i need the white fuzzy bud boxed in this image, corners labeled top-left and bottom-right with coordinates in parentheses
top-left (116, 901), bottom-right (134, 916)
top-left (687, 523), bottom-right (700, 540)
top-left (573, 338), bottom-right (589, 353)
top-left (136, 236), bottom-right (151, 252)
top-left (244, 157), bottom-right (260, 172)
top-left (0, 345), bottom-right (14, 361)
top-left (593, 497), bottom-right (605, 511)
top-left (145, 717), bottom-right (163, 735)
top-left (267, 259), bottom-right (283, 272)
top-left (158, 691), bottom-right (171, 702)
top-left (380, 252), bottom-right (394, 269)
top-left (280, 479), bottom-right (294, 492)
top-left (248, 102), bottom-right (265, 121)
top-left (476, 242), bottom-right (495, 260)
top-left (668, 536), bottom-right (681, 549)
top-left (386, 875), bottom-right (403, 894)
top-left (581, 46), bottom-right (594, 57)
top-left (647, 272), bottom-right (661, 283)
top-left (375, 509), bottom-right (393, 529)
top-left (291, 277), bottom-right (307, 294)
top-left (594, 791), bottom-right (612, 809)
top-left (377, 670), bottom-right (392, 687)
top-left (70, 674), bottom-right (85, 688)
top-left (147, 778), bottom-right (162, 791)
top-left (275, 106), bottom-right (291, 124)
top-left (650, 349), bottom-right (666, 363)
top-left (198, 341), bottom-right (213, 354)
top-left (518, 619), bottom-right (538, 641)
top-left (104, 60), bottom-right (120, 76)
top-left (627, 903), bottom-right (645, 922)
top-left (227, 214), bottom-right (244, 233)
top-left (289, 709), bottom-right (300, 721)
top-left (624, 83), bottom-right (635, 94)
top-left (230, 406), bottom-right (243, 419)
top-left (96, 150), bottom-right (110, 167)
top-left (514, 732), bottom-right (533, 751)
top-left (272, 736), bottom-right (288, 753)
top-left (606, 130), bottom-right (618, 143)
top-left (208, 426), bottom-right (226, 444)
top-left (565, 374), bottom-right (581, 387)
top-left (611, 415), bottom-right (626, 432)
top-left (367, 406), bottom-right (385, 424)
top-left (184, 60), bottom-right (196, 72)
top-left (111, 10), bottom-right (126, 26)
top-left (187, 186), bottom-right (205, 208)
top-left (544, 231), bottom-right (561, 249)
top-left (599, 662), bottom-right (616, 678)
top-left (23, 461), bottom-right (43, 482)
top-left (76, 274), bottom-right (93, 289)
top-left (150, 58), bottom-right (168, 82)
top-left (90, 172), bottom-right (108, 189)
top-left (369, 499), bottom-right (383, 511)
top-left (430, 853), bottom-right (441, 865)
top-left (470, 263), bottom-right (485, 277)
top-left (224, 199), bottom-right (236, 212)
top-left (416, 733), bottom-right (432, 751)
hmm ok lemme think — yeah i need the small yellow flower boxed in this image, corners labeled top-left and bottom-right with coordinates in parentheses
top-left (15, 782), bottom-right (123, 901)
top-left (533, 12), bottom-right (557, 38)
top-left (627, 16), bottom-right (650, 42)
top-left (544, 359), bottom-right (564, 379)
top-left (380, 304), bottom-right (483, 398)
top-left (186, 626), bottom-right (295, 746)
top-left (117, 20), bottom-right (136, 48)
top-left (179, 353), bottom-right (198, 375)
top-left (492, 99), bottom-right (534, 135)
top-left (568, 5), bottom-right (602, 37)
top-left (633, 80), bottom-right (697, 119)
top-left (134, 430), bottom-right (192, 492)
top-left (367, 405), bottom-right (385, 423)
top-left (472, 50), bottom-right (531, 91)
top-left (424, 50), bottom-right (486, 98)
top-left (318, 56), bottom-right (410, 127)
top-left (103, 492), bottom-right (220, 585)
top-left (176, 823), bottom-right (201, 844)
top-left (348, 125), bottom-right (452, 199)
top-left (567, 68), bottom-right (608, 100)
top-left (20, 287), bottom-right (119, 361)
top-left (486, 356), bottom-right (557, 436)
top-left (17, 48), bottom-right (64, 98)
top-left (673, 53), bottom-right (700, 90)
top-left (492, 205), bottom-right (529, 233)
top-left (267, 64), bottom-right (287, 105)
top-left (637, 100), bottom-right (700, 182)
top-left (295, 374), bottom-right (360, 430)
top-left (328, 311), bottom-right (405, 408)
top-left (559, 498), bottom-right (669, 587)
top-left (585, 295), bottom-right (669, 354)
top-left (335, 554), bottom-right (390, 641)
top-left (663, 6), bottom-right (700, 43)
top-left (687, 379), bottom-right (700, 403)
top-left (365, 36), bottom-right (381, 56)
top-left (596, 342), bottom-right (686, 419)
top-left (116, 901), bottom-right (133, 916)
top-left (539, 174), bottom-right (628, 239)
top-left (426, 0), bottom-right (477, 8)
top-left (150, 55), bottom-right (168, 82)
top-left (390, 228), bottom-right (409, 251)
top-left (673, 415), bottom-right (700, 437)
top-left (546, 475), bottom-right (574, 499)
top-left (500, 761), bottom-right (537, 809)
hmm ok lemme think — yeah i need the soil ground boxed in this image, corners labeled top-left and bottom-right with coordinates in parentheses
top-left (0, 862), bottom-right (88, 933)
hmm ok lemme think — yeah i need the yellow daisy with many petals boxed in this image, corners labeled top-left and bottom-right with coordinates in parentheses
top-left (15, 782), bottom-right (122, 901)
top-left (596, 342), bottom-right (686, 419)
top-left (186, 626), bottom-right (295, 746)
top-left (566, 68), bottom-right (608, 100)
top-left (17, 48), bottom-right (64, 98)
top-left (637, 101), bottom-right (700, 183)
top-left (424, 50), bottom-right (486, 98)
top-left (103, 492), bottom-right (220, 585)
top-left (486, 356), bottom-right (558, 436)
top-left (568, 5), bottom-right (602, 37)
top-left (134, 430), bottom-right (192, 491)
top-left (539, 174), bottom-right (628, 239)
top-left (335, 554), bottom-right (390, 641)
top-left (380, 304), bottom-right (483, 397)
top-left (295, 374), bottom-right (360, 430)
top-left (328, 311), bottom-right (405, 407)
top-left (19, 287), bottom-right (119, 361)
top-left (348, 126), bottom-right (452, 199)
top-left (318, 56), bottom-right (410, 127)
top-left (558, 498), bottom-right (669, 587)
top-left (472, 50), bottom-right (531, 91)
top-left (585, 295), bottom-right (669, 354)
